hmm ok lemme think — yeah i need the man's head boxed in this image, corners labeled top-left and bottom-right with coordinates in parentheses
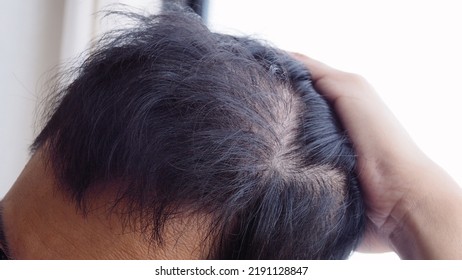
top-left (1, 10), bottom-right (364, 259)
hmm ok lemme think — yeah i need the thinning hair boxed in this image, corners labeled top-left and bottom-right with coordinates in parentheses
top-left (32, 10), bottom-right (365, 259)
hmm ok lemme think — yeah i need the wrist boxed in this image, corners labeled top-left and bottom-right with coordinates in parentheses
top-left (387, 163), bottom-right (462, 259)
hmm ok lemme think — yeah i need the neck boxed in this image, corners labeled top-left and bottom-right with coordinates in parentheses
top-left (2, 150), bottom-right (207, 259)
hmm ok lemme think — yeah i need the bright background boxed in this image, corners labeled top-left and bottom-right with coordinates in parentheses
top-left (1, 0), bottom-right (461, 260)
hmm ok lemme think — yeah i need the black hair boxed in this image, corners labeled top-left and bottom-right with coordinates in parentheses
top-left (32, 9), bottom-right (365, 259)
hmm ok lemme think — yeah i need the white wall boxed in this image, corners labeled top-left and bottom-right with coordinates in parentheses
top-left (0, 0), bottom-right (161, 197)
top-left (0, 0), bottom-right (65, 196)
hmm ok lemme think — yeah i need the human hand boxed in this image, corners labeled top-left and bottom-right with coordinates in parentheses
top-left (291, 53), bottom-right (462, 259)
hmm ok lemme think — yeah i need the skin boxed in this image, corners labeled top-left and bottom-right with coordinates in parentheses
top-left (0, 149), bottom-right (208, 259)
top-left (291, 53), bottom-right (462, 259)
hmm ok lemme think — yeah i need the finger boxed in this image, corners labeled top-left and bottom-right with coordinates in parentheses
top-left (288, 52), bottom-right (365, 103)
top-left (288, 52), bottom-right (334, 82)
